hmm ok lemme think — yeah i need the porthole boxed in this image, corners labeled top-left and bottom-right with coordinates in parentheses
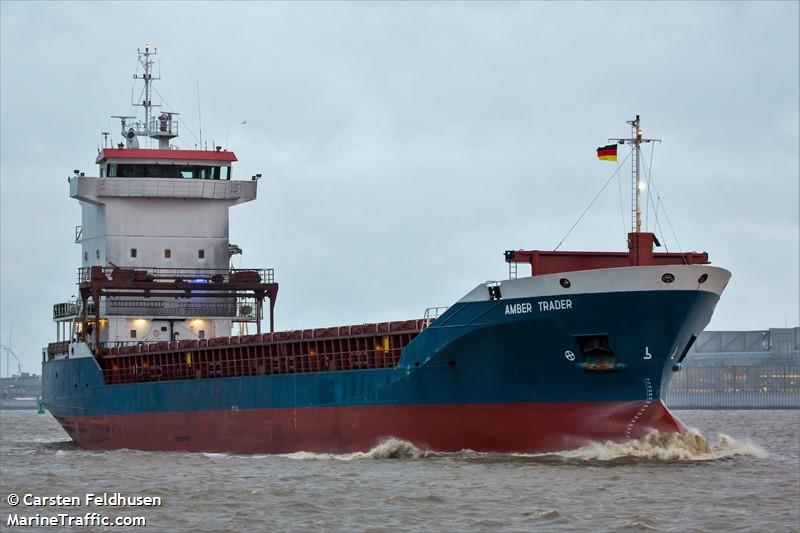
top-left (559, 278), bottom-right (571, 288)
top-left (698, 273), bottom-right (708, 284)
top-left (662, 273), bottom-right (675, 283)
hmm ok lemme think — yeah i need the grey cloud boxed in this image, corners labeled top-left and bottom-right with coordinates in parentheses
top-left (1, 1), bottom-right (797, 373)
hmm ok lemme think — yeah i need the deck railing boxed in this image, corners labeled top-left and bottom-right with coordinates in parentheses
top-left (53, 302), bottom-right (79, 320)
top-left (78, 266), bottom-right (275, 285)
top-left (422, 307), bottom-right (449, 328)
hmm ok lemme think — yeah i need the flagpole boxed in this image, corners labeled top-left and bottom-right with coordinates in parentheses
top-left (634, 117), bottom-right (641, 232)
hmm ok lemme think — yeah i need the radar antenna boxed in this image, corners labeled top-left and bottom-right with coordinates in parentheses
top-left (111, 46), bottom-right (179, 149)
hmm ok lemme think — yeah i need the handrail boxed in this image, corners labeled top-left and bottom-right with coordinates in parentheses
top-left (53, 302), bottom-right (79, 320)
top-left (422, 307), bottom-right (449, 328)
top-left (78, 266), bottom-right (275, 284)
top-left (47, 341), bottom-right (70, 357)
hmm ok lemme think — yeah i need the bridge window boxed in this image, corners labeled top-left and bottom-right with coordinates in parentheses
top-left (84, 251), bottom-right (88, 261)
top-left (130, 248), bottom-right (137, 258)
top-left (130, 329), bottom-right (137, 339)
top-left (164, 249), bottom-right (171, 259)
top-left (96, 250), bottom-right (100, 259)
top-left (198, 249), bottom-right (205, 259)
top-left (107, 163), bottom-right (231, 180)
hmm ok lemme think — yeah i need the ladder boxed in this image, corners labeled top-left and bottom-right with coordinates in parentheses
top-left (508, 261), bottom-right (518, 279)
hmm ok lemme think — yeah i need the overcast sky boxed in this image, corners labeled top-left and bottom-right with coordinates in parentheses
top-left (1, 1), bottom-right (798, 374)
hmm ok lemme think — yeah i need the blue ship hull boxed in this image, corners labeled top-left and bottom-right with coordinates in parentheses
top-left (43, 265), bottom-right (729, 453)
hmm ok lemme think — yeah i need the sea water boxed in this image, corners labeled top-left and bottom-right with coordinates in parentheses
top-left (0, 410), bottom-right (797, 532)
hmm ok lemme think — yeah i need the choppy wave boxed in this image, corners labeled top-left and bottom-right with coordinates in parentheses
top-left (281, 429), bottom-right (766, 463)
top-left (282, 438), bottom-right (429, 461)
top-left (527, 508), bottom-right (570, 524)
top-left (201, 452), bottom-right (232, 460)
top-left (38, 430), bottom-right (765, 462)
top-left (550, 429), bottom-right (768, 462)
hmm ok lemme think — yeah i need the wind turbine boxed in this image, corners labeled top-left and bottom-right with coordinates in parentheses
top-left (1, 326), bottom-right (22, 378)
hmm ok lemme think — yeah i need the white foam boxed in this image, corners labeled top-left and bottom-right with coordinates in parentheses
top-left (200, 452), bottom-right (231, 459)
top-left (281, 430), bottom-right (767, 462)
top-left (556, 429), bottom-right (768, 461)
top-left (282, 438), bottom-right (428, 461)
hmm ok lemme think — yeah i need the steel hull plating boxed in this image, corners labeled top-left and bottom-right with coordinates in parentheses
top-left (52, 401), bottom-right (684, 453)
top-left (43, 274), bottom-right (726, 453)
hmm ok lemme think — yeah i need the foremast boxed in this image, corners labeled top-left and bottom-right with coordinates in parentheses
top-left (609, 115), bottom-right (661, 233)
top-left (505, 116), bottom-right (707, 277)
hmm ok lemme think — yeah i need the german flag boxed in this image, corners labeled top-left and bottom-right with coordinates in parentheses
top-left (596, 144), bottom-right (618, 161)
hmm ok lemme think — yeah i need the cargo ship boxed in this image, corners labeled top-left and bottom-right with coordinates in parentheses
top-left (42, 47), bottom-right (730, 453)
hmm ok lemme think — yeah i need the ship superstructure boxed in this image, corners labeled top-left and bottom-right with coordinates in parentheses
top-left (51, 45), bottom-right (275, 359)
top-left (43, 48), bottom-right (731, 454)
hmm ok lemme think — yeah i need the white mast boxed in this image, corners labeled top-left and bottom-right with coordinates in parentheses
top-left (114, 45), bottom-right (179, 150)
top-left (610, 115), bottom-right (660, 233)
top-left (133, 44), bottom-right (159, 136)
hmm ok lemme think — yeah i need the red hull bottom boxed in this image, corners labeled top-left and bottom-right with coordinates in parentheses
top-left (57, 400), bottom-right (686, 454)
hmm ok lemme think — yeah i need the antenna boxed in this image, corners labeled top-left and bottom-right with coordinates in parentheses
top-left (197, 80), bottom-right (203, 149)
top-left (132, 44), bottom-right (161, 135)
top-left (113, 47), bottom-right (178, 149)
top-left (609, 115), bottom-right (661, 233)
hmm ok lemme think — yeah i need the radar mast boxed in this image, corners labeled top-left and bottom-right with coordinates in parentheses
top-left (113, 45), bottom-right (179, 149)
